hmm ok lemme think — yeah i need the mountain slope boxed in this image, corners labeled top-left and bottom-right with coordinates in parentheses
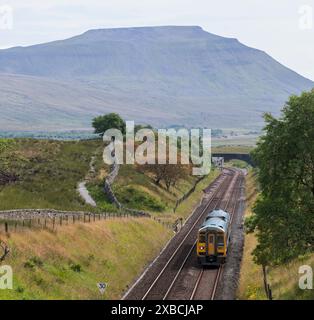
top-left (0, 26), bottom-right (312, 130)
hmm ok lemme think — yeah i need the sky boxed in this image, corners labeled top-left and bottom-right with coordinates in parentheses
top-left (0, 0), bottom-right (313, 80)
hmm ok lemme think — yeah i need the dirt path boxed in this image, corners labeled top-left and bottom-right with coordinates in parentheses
top-left (77, 155), bottom-right (97, 207)
top-left (77, 181), bottom-right (96, 207)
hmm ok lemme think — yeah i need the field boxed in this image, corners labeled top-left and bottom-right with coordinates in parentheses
top-left (212, 145), bottom-right (254, 154)
top-left (212, 135), bottom-right (258, 148)
top-left (238, 171), bottom-right (314, 300)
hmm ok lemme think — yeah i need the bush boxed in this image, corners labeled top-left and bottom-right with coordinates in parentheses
top-left (115, 186), bottom-right (165, 212)
top-left (24, 256), bottom-right (43, 269)
top-left (70, 263), bottom-right (82, 273)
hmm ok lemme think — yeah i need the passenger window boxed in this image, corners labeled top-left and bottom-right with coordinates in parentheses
top-left (199, 233), bottom-right (206, 242)
top-left (209, 235), bottom-right (214, 244)
top-left (217, 235), bottom-right (224, 246)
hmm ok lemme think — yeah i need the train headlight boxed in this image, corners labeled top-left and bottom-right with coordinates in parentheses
top-left (199, 246), bottom-right (205, 250)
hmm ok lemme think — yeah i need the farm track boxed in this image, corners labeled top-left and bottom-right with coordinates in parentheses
top-left (124, 168), bottom-right (244, 300)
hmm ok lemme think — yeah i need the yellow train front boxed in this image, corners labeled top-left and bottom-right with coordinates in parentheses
top-left (197, 210), bottom-right (231, 266)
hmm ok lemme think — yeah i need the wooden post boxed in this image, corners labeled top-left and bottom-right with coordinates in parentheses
top-left (52, 217), bottom-right (55, 230)
top-left (5, 222), bottom-right (8, 234)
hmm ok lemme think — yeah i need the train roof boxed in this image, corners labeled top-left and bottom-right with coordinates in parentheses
top-left (205, 209), bottom-right (230, 221)
top-left (199, 217), bottom-right (229, 233)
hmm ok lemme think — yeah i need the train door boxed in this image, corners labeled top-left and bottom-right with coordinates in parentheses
top-left (207, 233), bottom-right (215, 255)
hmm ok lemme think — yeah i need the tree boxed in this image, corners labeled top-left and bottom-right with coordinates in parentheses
top-left (247, 89), bottom-right (314, 266)
top-left (142, 163), bottom-right (186, 190)
top-left (92, 113), bottom-right (126, 136)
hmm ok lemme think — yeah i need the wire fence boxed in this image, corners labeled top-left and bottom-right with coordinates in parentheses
top-left (0, 209), bottom-right (183, 235)
top-left (0, 209), bottom-right (145, 234)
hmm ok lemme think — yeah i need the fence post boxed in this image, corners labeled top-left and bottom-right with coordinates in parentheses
top-left (5, 222), bottom-right (8, 234)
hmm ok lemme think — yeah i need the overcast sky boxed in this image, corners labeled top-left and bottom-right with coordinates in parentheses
top-left (0, 0), bottom-right (313, 80)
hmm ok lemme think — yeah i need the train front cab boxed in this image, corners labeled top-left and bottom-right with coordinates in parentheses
top-left (197, 222), bottom-right (228, 266)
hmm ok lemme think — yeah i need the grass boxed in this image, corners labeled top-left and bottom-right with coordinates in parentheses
top-left (225, 159), bottom-right (250, 169)
top-left (0, 218), bottom-right (172, 300)
top-left (237, 170), bottom-right (266, 300)
top-left (0, 139), bottom-right (101, 211)
top-left (237, 170), bottom-right (314, 300)
top-left (114, 185), bottom-right (166, 212)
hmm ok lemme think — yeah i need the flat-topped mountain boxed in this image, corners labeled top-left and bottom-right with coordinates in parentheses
top-left (0, 26), bottom-right (313, 130)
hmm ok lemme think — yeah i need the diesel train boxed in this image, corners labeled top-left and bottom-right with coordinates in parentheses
top-left (197, 209), bottom-right (231, 266)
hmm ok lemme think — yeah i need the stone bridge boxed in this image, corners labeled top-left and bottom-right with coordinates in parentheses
top-left (212, 153), bottom-right (255, 166)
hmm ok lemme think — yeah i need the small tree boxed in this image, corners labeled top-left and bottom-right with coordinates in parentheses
top-left (142, 163), bottom-right (186, 190)
top-left (92, 113), bottom-right (126, 136)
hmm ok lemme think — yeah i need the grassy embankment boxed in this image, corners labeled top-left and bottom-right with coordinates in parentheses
top-left (238, 171), bottom-right (314, 300)
top-left (0, 218), bottom-right (172, 299)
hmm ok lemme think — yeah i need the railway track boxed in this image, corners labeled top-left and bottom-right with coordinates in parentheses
top-left (124, 168), bottom-right (244, 300)
top-left (190, 173), bottom-right (244, 300)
